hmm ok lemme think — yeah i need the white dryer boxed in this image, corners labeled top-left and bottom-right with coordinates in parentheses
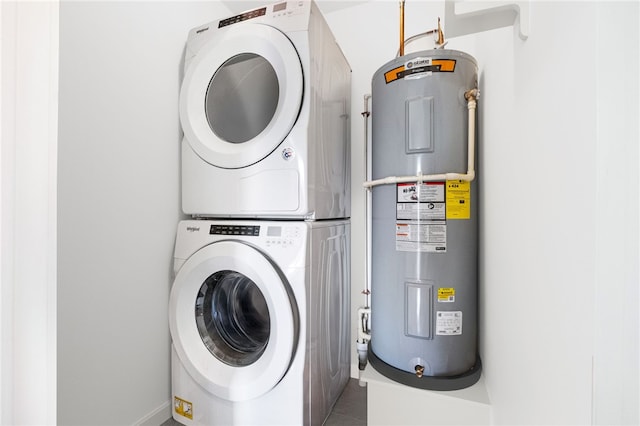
top-left (180, 1), bottom-right (351, 219)
top-left (169, 219), bottom-right (350, 425)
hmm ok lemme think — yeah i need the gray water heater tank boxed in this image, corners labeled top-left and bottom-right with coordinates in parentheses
top-left (369, 49), bottom-right (482, 390)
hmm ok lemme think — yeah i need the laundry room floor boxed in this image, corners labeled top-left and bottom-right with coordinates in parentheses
top-left (161, 378), bottom-right (367, 426)
top-left (323, 378), bottom-right (367, 426)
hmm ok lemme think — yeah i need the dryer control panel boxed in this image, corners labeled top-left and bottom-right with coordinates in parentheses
top-left (218, 8), bottom-right (266, 28)
top-left (217, 1), bottom-right (307, 29)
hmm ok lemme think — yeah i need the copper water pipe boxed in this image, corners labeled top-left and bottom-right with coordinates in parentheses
top-left (399, 1), bottom-right (405, 57)
top-left (437, 17), bottom-right (445, 46)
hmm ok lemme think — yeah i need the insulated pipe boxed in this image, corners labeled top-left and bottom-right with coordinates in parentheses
top-left (363, 88), bottom-right (478, 189)
top-left (464, 88), bottom-right (478, 175)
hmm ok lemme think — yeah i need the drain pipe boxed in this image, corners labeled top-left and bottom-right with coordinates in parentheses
top-left (362, 93), bottom-right (372, 312)
top-left (357, 95), bottom-right (373, 383)
top-left (357, 308), bottom-right (371, 370)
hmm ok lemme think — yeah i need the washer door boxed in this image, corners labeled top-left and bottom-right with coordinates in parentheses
top-left (169, 241), bottom-right (299, 401)
top-left (179, 23), bottom-right (303, 169)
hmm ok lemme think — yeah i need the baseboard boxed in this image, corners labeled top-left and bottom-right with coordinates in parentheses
top-left (133, 400), bottom-right (171, 426)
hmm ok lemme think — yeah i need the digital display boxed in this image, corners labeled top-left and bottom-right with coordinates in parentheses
top-left (210, 225), bottom-right (260, 236)
top-left (273, 2), bottom-right (287, 12)
top-left (267, 226), bottom-right (282, 237)
top-left (218, 7), bottom-right (266, 28)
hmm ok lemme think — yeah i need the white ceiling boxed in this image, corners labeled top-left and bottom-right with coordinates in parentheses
top-left (221, 0), bottom-right (371, 16)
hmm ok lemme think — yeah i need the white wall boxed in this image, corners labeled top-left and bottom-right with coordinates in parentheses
top-left (1, 2), bottom-right (58, 424)
top-left (324, 1), bottom-right (638, 424)
top-left (592, 3), bottom-right (639, 423)
top-left (461, 3), bottom-right (597, 423)
top-left (57, 2), bottom-right (229, 424)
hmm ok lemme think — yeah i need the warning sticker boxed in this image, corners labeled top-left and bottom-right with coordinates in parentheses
top-left (397, 202), bottom-right (445, 221)
top-left (397, 182), bottom-right (444, 203)
top-left (174, 396), bottom-right (193, 420)
top-left (436, 311), bottom-right (463, 335)
top-left (438, 287), bottom-right (456, 303)
top-left (396, 221), bottom-right (446, 252)
top-left (446, 180), bottom-right (471, 219)
top-left (397, 182), bottom-right (446, 220)
top-left (396, 182), bottom-right (447, 252)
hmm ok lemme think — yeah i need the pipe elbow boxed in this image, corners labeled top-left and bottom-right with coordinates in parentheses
top-left (464, 88), bottom-right (479, 101)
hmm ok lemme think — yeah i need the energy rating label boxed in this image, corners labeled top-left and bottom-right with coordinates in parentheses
top-left (446, 180), bottom-right (471, 219)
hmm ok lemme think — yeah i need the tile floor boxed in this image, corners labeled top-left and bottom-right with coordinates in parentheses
top-left (324, 378), bottom-right (367, 426)
top-left (161, 378), bottom-right (367, 426)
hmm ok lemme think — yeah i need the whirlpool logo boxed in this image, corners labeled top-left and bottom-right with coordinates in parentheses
top-left (186, 226), bottom-right (200, 232)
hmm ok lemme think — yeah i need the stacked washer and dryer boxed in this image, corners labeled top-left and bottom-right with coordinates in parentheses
top-left (169, 2), bottom-right (352, 425)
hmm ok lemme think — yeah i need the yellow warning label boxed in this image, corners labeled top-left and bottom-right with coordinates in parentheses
top-left (174, 396), bottom-right (193, 420)
top-left (446, 180), bottom-right (471, 219)
top-left (438, 287), bottom-right (456, 302)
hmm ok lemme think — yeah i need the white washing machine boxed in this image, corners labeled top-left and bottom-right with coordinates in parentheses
top-left (169, 219), bottom-right (350, 425)
top-left (180, 1), bottom-right (351, 219)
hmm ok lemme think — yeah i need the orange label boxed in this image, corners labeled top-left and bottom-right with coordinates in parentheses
top-left (383, 59), bottom-right (457, 84)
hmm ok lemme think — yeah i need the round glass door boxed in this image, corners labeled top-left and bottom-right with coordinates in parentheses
top-left (179, 24), bottom-right (303, 169)
top-left (195, 270), bottom-right (270, 367)
top-left (205, 53), bottom-right (279, 145)
top-left (169, 241), bottom-right (299, 401)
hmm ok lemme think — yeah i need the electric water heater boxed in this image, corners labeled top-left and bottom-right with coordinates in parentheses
top-left (368, 49), bottom-right (482, 390)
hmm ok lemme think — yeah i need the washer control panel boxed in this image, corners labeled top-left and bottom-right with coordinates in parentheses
top-left (208, 223), bottom-right (304, 250)
top-left (208, 223), bottom-right (301, 248)
top-left (209, 224), bottom-right (260, 236)
top-left (265, 225), bottom-right (301, 248)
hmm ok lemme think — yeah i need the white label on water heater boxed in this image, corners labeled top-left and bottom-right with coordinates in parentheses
top-left (397, 182), bottom-right (444, 202)
top-left (396, 183), bottom-right (445, 220)
top-left (404, 57), bottom-right (433, 80)
top-left (397, 202), bottom-right (445, 221)
top-left (396, 182), bottom-right (447, 252)
top-left (395, 221), bottom-right (446, 252)
top-left (436, 311), bottom-right (463, 336)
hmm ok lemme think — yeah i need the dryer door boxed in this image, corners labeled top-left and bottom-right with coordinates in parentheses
top-left (169, 240), bottom-right (299, 401)
top-left (179, 23), bottom-right (303, 169)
